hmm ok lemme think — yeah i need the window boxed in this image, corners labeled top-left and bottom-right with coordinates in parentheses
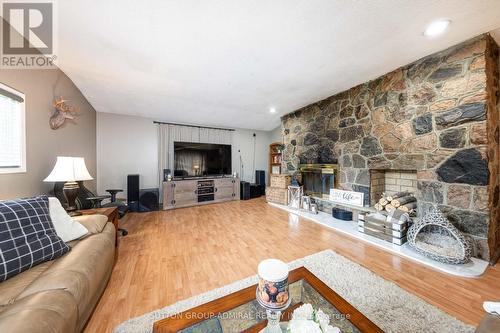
top-left (0, 83), bottom-right (25, 174)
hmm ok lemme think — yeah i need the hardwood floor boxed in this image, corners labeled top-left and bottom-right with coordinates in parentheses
top-left (85, 198), bottom-right (500, 332)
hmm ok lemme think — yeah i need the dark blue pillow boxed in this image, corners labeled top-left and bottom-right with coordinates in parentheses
top-left (0, 195), bottom-right (70, 282)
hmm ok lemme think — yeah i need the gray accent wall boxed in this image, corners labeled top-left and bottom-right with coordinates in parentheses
top-left (0, 70), bottom-right (96, 199)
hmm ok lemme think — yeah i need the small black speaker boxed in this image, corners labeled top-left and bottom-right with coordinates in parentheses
top-left (240, 181), bottom-right (250, 200)
top-left (139, 188), bottom-right (159, 212)
top-left (127, 174), bottom-right (140, 211)
top-left (255, 170), bottom-right (265, 186)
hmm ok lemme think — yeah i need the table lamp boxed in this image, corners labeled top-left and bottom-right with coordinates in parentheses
top-left (44, 157), bottom-right (93, 216)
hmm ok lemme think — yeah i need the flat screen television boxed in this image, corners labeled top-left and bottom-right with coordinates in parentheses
top-left (173, 142), bottom-right (232, 178)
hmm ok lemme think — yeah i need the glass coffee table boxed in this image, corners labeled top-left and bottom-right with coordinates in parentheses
top-left (153, 267), bottom-right (382, 333)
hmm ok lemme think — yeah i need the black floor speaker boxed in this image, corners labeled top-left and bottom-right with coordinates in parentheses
top-left (139, 188), bottom-right (159, 212)
top-left (127, 174), bottom-right (140, 212)
top-left (255, 170), bottom-right (265, 186)
top-left (240, 181), bottom-right (250, 200)
top-left (257, 184), bottom-right (266, 196)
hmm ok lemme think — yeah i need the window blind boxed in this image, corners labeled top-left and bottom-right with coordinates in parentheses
top-left (0, 94), bottom-right (22, 168)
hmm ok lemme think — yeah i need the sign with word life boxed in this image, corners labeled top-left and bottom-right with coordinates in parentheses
top-left (329, 189), bottom-right (365, 207)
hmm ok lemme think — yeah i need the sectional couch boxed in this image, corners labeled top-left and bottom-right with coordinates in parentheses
top-left (0, 214), bottom-right (115, 333)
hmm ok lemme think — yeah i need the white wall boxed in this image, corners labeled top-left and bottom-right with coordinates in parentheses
top-left (269, 125), bottom-right (282, 144)
top-left (232, 129), bottom-right (272, 184)
top-left (96, 112), bottom-right (158, 198)
top-left (96, 112), bottom-right (277, 199)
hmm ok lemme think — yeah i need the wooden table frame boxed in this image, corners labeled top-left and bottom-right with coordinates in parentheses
top-left (153, 266), bottom-right (382, 333)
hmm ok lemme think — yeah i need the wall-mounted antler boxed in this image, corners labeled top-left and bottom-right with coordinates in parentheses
top-left (50, 96), bottom-right (80, 130)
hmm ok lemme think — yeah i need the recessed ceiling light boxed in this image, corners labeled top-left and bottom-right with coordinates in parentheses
top-left (269, 107), bottom-right (277, 114)
top-left (424, 19), bottom-right (451, 37)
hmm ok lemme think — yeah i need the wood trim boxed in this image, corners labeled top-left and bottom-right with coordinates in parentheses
top-left (153, 266), bottom-right (382, 333)
top-left (241, 302), bottom-right (303, 333)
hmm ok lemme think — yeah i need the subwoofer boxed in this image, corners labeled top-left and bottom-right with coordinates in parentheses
top-left (127, 174), bottom-right (140, 212)
top-left (250, 183), bottom-right (262, 199)
top-left (139, 188), bottom-right (159, 212)
top-left (240, 181), bottom-right (250, 200)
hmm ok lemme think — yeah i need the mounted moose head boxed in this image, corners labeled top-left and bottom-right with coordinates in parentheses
top-left (50, 96), bottom-right (79, 130)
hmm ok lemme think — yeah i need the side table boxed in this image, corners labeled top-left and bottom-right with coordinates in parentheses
top-left (80, 206), bottom-right (120, 246)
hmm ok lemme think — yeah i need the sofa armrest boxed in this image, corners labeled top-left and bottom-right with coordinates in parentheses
top-left (72, 214), bottom-right (108, 234)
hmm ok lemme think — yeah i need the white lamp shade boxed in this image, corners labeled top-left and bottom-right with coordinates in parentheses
top-left (44, 157), bottom-right (93, 182)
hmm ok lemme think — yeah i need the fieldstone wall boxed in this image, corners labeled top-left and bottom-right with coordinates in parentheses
top-left (281, 35), bottom-right (500, 262)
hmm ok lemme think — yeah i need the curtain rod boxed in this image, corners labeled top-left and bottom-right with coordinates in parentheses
top-left (0, 87), bottom-right (24, 103)
top-left (153, 121), bottom-right (235, 131)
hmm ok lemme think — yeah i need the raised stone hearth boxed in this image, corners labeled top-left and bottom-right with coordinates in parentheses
top-left (269, 203), bottom-right (488, 277)
top-left (281, 35), bottom-right (500, 263)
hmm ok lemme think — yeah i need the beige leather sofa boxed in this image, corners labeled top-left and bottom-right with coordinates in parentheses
top-left (0, 215), bottom-right (115, 333)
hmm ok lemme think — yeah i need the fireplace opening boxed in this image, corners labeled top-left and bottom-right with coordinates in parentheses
top-left (299, 164), bottom-right (338, 199)
top-left (370, 169), bottom-right (418, 206)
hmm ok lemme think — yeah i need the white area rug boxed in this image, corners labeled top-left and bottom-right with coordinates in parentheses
top-left (113, 250), bottom-right (474, 333)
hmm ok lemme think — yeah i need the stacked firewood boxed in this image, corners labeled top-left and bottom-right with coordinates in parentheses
top-left (374, 191), bottom-right (417, 215)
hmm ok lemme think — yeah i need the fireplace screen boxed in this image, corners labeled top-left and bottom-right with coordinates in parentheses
top-left (299, 164), bottom-right (338, 199)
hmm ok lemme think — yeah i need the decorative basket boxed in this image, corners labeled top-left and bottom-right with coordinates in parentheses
top-left (407, 208), bottom-right (472, 264)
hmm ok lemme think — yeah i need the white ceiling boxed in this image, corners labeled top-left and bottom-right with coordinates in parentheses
top-left (57, 0), bottom-right (500, 130)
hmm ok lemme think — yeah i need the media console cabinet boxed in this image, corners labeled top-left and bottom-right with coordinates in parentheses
top-left (162, 177), bottom-right (240, 210)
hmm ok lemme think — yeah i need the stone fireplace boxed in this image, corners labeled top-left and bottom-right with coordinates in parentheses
top-left (280, 35), bottom-right (500, 263)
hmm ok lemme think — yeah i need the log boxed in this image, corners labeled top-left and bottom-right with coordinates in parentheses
top-left (374, 203), bottom-right (384, 211)
top-left (379, 198), bottom-right (388, 206)
top-left (391, 195), bottom-right (416, 207)
top-left (385, 204), bottom-right (396, 212)
top-left (403, 201), bottom-right (417, 210)
top-left (387, 191), bottom-right (412, 202)
top-left (393, 191), bottom-right (413, 199)
top-left (399, 206), bottom-right (409, 213)
top-left (398, 202), bottom-right (417, 213)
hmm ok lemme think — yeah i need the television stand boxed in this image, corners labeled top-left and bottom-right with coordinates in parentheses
top-left (162, 177), bottom-right (240, 210)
